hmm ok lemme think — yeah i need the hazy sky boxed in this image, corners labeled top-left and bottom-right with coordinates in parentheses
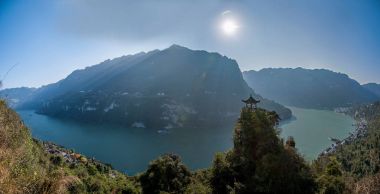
top-left (1, 0), bottom-right (379, 89)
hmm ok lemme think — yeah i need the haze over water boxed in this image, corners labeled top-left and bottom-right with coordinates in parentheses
top-left (18, 106), bottom-right (354, 174)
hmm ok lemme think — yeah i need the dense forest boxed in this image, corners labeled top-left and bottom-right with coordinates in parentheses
top-left (1, 99), bottom-right (380, 193)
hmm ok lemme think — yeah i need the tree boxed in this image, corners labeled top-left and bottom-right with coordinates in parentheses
top-left (210, 152), bottom-right (235, 194)
top-left (211, 107), bottom-right (315, 194)
top-left (286, 136), bottom-right (296, 148)
top-left (316, 157), bottom-right (345, 194)
top-left (140, 154), bottom-right (191, 194)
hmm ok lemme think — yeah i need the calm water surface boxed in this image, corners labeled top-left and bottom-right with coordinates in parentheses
top-left (18, 107), bottom-right (354, 174)
top-left (18, 110), bottom-right (234, 175)
top-left (280, 107), bottom-right (355, 160)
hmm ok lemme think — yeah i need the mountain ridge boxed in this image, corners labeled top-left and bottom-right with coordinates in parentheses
top-left (243, 67), bottom-right (378, 109)
top-left (1, 45), bottom-right (291, 128)
top-left (362, 83), bottom-right (380, 98)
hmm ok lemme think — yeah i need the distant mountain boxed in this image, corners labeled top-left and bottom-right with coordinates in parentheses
top-left (15, 50), bottom-right (160, 110)
top-left (362, 83), bottom-right (380, 98)
top-left (0, 87), bottom-right (36, 108)
top-left (9, 45), bottom-right (291, 128)
top-left (243, 68), bottom-right (378, 109)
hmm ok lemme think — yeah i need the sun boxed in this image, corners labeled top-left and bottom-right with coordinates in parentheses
top-left (221, 19), bottom-right (239, 36)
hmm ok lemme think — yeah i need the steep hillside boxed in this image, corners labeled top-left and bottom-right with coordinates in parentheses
top-left (314, 101), bottom-right (380, 193)
top-left (0, 100), bottom-right (47, 193)
top-left (363, 83), bottom-right (380, 98)
top-left (243, 68), bottom-right (378, 109)
top-left (12, 45), bottom-right (291, 128)
top-left (331, 102), bottom-right (380, 178)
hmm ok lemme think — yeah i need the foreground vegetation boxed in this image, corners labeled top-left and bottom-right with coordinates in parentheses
top-left (1, 99), bottom-right (380, 193)
top-left (315, 102), bottom-right (380, 193)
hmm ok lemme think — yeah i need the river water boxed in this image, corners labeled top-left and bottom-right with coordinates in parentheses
top-left (18, 106), bottom-right (354, 174)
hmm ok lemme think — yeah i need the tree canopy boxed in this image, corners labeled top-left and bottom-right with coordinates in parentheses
top-left (211, 107), bottom-right (315, 194)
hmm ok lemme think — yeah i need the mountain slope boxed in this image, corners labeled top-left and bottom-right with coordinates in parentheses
top-left (243, 68), bottom-right (378, 109)
top-left (0, 100), bottom-right (46, 193)
top-left (0, 87), bottom-right (36, 108)
top-left (12, 50), bottom-right (159, 110)
top-left (12, 45), bottom-right (291, 128)
top-left (362, 83), bottom-right (380, 98)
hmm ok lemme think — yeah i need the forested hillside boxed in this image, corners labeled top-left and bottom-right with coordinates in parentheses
top-left (315, 102), bottom-right (380, 193)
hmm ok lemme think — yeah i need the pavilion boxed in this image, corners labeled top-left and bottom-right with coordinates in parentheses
top-left (242, 95), bottom-right (260, 109)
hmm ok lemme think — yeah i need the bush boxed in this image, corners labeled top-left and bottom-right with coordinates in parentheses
top-left (50, 155), bottom-right (63, 166)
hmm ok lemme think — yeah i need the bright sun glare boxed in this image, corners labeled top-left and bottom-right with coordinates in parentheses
top-left (221, 19), bottom-right (239, 36)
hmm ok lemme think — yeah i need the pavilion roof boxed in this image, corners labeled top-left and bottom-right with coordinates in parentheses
top-left (242, 95), bottom-right (260, 104)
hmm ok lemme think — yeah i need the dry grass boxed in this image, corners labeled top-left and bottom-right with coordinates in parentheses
top-left (0, 100), bottom-right (51, 193)
top-left (352, 173), bottom-right (380, 194)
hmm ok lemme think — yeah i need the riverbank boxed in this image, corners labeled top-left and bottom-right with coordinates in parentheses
top-left (319, 117), bottom-right (368, 157)
top-left (41, 140), bottom-right (119, 177)
top-left (280, 106), bottom-right (355, 160)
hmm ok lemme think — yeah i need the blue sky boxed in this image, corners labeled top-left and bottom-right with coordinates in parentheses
top-left (1, 0), bottom-right (379, 89)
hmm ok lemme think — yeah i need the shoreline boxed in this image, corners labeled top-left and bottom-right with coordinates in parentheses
top-left (319, 108), bottom-right (368, 157)
top-left (38, 139), bottom-right (121, 177)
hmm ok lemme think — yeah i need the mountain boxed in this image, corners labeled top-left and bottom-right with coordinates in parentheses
top-left (362, 83), bottom-right (380, 98)
top-left (243, 68), bottom-right (378, 109)
top-left (0, 87), bottom-right (36, 108)
top-left (10, 45), bottom-right (291, 128)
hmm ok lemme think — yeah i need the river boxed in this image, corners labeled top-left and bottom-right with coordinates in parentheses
top-left (17, 106), bottom-right (354, 174)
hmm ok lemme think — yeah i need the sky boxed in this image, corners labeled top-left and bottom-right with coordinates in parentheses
top-left (0, 0), bottom-right (379, 89)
